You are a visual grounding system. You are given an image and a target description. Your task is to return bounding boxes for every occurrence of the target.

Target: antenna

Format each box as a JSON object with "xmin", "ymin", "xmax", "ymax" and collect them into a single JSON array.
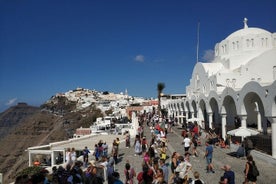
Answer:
[{"xmin": 196, "ymin": 21, "xmax": 200, "ymax": 63}]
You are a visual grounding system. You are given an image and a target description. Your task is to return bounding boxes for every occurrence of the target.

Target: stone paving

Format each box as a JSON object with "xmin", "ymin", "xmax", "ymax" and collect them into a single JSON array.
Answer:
[{"xmin": 112, "ymin": 124, "xmax": 276, "ymax": 184}]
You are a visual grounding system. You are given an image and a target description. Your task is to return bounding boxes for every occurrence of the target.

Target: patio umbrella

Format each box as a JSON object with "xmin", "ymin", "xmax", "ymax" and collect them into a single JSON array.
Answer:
[{"xmin": 227, "ymin": 127, "xmax": 259, "ymax": 138}]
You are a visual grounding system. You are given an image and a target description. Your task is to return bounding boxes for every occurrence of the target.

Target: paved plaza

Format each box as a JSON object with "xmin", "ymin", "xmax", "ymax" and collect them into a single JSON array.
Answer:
[{"xmin": 113, "ymin": 124, "xmax": 276, "ymax": 184}]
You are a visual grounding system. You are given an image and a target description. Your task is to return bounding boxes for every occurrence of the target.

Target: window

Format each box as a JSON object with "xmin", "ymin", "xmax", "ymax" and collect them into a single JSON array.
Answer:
[
  {"xmin": 246, "ymin": 39, "xmax": 250, "ymax": 47},
  {"xmin": 232, "ymin": 42, "xmax": 235, "ymax": 50}
]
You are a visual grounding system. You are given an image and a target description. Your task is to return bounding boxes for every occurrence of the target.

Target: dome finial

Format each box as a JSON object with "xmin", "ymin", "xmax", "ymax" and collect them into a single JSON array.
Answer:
[{"xmin": 243, "ymin": 17, "xmax": 248, "ymax": 29}]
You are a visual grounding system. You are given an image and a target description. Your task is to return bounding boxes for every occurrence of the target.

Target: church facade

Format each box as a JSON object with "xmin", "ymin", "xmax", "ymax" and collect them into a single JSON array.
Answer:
[{"xmin": 162, "ymin": 18, "xmax": 276, "ymax": 158}]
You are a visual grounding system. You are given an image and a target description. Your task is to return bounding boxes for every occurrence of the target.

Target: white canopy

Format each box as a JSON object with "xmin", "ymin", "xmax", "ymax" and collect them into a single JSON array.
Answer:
[{"xmin": 227, "ymin": 127, "xmax": 259, "ymax": 138}]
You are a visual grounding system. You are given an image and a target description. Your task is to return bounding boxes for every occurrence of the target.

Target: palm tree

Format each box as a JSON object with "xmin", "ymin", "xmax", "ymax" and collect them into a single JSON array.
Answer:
[{"xmin": 157, "ymin": 82, "xmax": 165, "ymax": 116}]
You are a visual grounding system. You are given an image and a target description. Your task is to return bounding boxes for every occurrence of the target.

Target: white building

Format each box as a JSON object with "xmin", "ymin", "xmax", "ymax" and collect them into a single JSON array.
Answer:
[{"xmin": 163, "ymin": 18, "xmax": 276, "ymax": 158}]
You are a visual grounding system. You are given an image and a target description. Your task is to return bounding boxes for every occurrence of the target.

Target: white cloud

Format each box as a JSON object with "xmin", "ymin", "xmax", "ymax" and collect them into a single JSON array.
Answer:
[
  {"xmin": 6, "ymin": 98, "xmax": 17, "ymax": 106},
  {"xmin": 202, "ymin": 49, "xmax": 214, "ymax": 62},
  {"xmin": 134, "ymin": 54, "xmax": 145, "ymax": 62}
]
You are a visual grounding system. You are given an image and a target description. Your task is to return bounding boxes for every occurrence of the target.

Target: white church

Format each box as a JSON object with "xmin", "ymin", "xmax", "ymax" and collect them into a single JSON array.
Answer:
[{"xmin": 163, "ymin": 18, "xmax": 276, "ymax": 158}]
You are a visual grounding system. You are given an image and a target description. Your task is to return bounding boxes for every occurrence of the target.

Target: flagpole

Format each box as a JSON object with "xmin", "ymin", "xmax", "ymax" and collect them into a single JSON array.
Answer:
[{"xmin": 196, "ymin": 21, "xmax": 200, "ymax": 63}]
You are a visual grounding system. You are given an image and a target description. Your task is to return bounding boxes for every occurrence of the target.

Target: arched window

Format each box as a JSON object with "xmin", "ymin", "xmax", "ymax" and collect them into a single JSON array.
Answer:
[
  {"xmin": 246, "ymin": 39, "xmax": 250, "ymax": 47},
  {"xmin": 261, "ymin": 38, "xmax": 264, "ymax": 46},
  {"xmin": 251, "ymin": 39, "xmax": 254, "ymax": 47}
]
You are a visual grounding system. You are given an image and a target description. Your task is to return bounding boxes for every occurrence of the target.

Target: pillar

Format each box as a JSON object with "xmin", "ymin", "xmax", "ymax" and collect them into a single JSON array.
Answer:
[
  {"xmin": 240, "ymin": 115, "xmax": 247, "ymax": 128},
  {"xmin": 208, "ymin": 112, "xmax": 213, "ymax": 129},
  {"xmin": 29, "ymin": 151, "xmax": 32, "ymax": 166},
  {"xmin": 221, "ymin": 114, "xmax": 227, "ymax": 140},
  {"xmin": 257, "ymin": 111, "xmax": 262, "ymax": 132},
  {"xmin": 191, "ymin": 112, "xmax": 194, "ymax": 119},
  {"xmin": 51, "ymin": 151, "xmax": 55, "ymax": 167},
  {"xmin": 271, "ymin": 117, "xmax": 276, "ymax": 158}
]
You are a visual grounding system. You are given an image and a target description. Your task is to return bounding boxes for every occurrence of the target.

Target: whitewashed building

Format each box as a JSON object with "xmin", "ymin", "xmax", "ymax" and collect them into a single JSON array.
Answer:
[{"xmin": 163, "ymin": 18, "xmax": 276, "ymax": 158}]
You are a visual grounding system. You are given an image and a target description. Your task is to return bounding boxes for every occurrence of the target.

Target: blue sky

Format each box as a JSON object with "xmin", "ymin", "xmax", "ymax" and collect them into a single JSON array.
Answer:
[{"xmin": 0, "ymin": 0, "xmax": 276, "ymax": 112}]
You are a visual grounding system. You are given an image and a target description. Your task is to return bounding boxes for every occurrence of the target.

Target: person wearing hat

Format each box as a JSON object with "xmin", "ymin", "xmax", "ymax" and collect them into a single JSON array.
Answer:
[
  {"xmin": 220, "ymin": 164, "xmax": 235, "ymax": 184},
  {"xmin": 112, "ymin": 172, "xmax": 123, "ymax": 184}
]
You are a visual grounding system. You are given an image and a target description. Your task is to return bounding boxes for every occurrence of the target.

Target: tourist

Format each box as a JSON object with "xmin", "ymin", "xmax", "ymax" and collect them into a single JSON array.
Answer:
[
  {"xmin": 192, "ymin": 136, "xmax": 199, "ymax": 157},
  {"xmin": 159, "ymin": 158, "xmax": 169, "ymax": 183},
  {"xmin": 191, "ymin": 171, "xmax": 204, "ymax": 184},
  {"xmin": 152, "ymin": 168, "xmax": 165, "ymax": 184},
  {"xmin": 204, "ymin": 141, "xmax": 215, "ymax": 173},
  {"xmin": 182, "ymin": 134, "xmax": 192, "ymax": 153},
  {"xmin": 141, "ymin": 136, "xmax": 148, "ymax": 154},
  {"xmin": 184, "ymin": 152, "xmax": 193, "ymax": 182},
  {"xmin": 67, "ymin": 161, "xmax": 83, "ymax": 184},
  {"xmin": 112, "ymin": 139, "xmax": 119, "ymax": 164},
  {"xmin": 70, "ymin": 147, "xmax": 77, "ymax": 164},
  {"xmin": 65, "ymin": 147, "xmax": 72, "ymax": 165},
  {"xmin": 84, "ymin": 161, "xmax": 103, "ymax": 184},
  {"xmin": 159, "ymin": 141, "xmax": 167, "ymax": 160},
  {"xmin": 244, "ymin": 155, "xmax": 258, "ymax": 184},
  {"xmin": 125, "ymin": 131, "xmax": 131, "ymax": 148},
  {"xmin": 124, "ymin": 161, "xmax": 136, "ymax": 184},
  {"xmin": 107, "ymin": 158, "xmax": 115, "ymax": 184},
  {"xmin": 102, "ymin": 141, "xmax": 108, "ymax": 157},
  {"xmin": 243, "ymin": 138, "xmax": 254, "ymax": 156},
  {"xmin": 137, "ymin": 162, "xmax": 154, "ymax": 184},
  {"xmin": 169, "ymin": 151, "xmax": 179, "ymax": 183},
  {"xmin": 112, "ymin": 171, "xmax": 124, "ymax": 184},
  {"xmin": 83, "ymin": 146, "xmax": 90, "ymax": 168},
  {"xmin": 143, "ymin": 151, "xmax": 150, "ymax": 164},
  {"xmin": 134, "ymin": 135, "xmax": 142, "ymax": 156},
  {"xmin": 174, "ymin": 155, "xmax": 186, "ymax": 184},
  {"xmin": 220, "ymin": 164, "xmax": 235, "ymax": 184},
  {"xmin": 93, "ymin": 144, "xmax": 100, "ymax": 161}
]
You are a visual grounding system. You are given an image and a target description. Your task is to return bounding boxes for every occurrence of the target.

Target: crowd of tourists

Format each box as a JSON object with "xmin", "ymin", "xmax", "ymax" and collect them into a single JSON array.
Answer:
[{"xmin": 15, "ymin": 112, "xmax": 260, "ymax": 184}]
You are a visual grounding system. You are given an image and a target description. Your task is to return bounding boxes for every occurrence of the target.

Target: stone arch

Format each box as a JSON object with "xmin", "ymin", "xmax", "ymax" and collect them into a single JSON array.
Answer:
[
  {"xmin": 222, "ymin": 95, "xmax": 237, "ymax": 129},
  {"xmin": 191, "ymin": 100, "xmax": 197, "ymax": 117},
  {"xmin": 199, "ymin": 99, "xmax": 208, "ymax": 129},
  {"xmin": 209, "ymin": 97, "xmax": 221, "ymax": 126},
  {"xmin": 243, "ymin": 92, "xmax": 265, "ymax": 128},
  {"xmin": 238, "ymin": 81, "xmax": 267, "ymax": 115},
  {"xmin": 185, "ymin": 101, "xmax": 191, "ymax": 119}
]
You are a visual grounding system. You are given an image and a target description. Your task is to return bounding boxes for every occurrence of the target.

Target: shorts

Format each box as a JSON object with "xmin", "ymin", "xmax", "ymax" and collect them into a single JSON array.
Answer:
[
  {"xmin": 206, "ymin": 157, "xmax": 212, "ymax": 165},
  {"xmin": 184, "ymin": 146, "xmax": 190, "ymax": 152}
]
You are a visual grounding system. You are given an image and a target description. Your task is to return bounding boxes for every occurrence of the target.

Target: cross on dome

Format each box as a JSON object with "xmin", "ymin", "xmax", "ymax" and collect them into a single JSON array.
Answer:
[{"xmin": 243, "ymin": 17, "xmax": 248, "ymax": 29}]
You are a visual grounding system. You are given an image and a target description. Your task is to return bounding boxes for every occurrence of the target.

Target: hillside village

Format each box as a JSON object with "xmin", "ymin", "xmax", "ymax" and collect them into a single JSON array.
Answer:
[{"xmin": 0, "ymin": 87, "xmax": 158, "ymax": 183}]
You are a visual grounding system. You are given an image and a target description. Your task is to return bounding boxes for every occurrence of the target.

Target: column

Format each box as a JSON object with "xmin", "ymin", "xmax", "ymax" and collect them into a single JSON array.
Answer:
[
  {"xmin": 51, "ymin": 151, "xmax": 55, "ymax": 167},
  {"xmin": 271, "ymin": 117, "xmax": 276, "ymax": 158},
  {"xmin": 29, "ymin": 151, "xmax": 32, "ymax": 166},
  {"xmin": 208, "ymin": 112, "xmax": 213, "ymax": 129},
  {"xmin": 257, "ymin": 111, "xmax": 262, "ymax": 132},
  {"xmin": 240, "ymin": 115, "xmax": 247, "ymax": 128},
  {"xmin": 221, "ymin": 114, "xmax": 227, "ymax": 140},
  {"xmin": 191, "ymin": 112, "xmax": 194, "ymax": 119}
]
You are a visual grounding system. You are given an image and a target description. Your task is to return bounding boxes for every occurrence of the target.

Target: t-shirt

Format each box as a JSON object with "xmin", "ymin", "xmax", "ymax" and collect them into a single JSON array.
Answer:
[
  {"xmin": 223, "ymin": 170, "xmax": 235, "ymax": 184},
  {"xmin": 183, "ymin": 138, "xmax": 191, "ymax": 148},
  {"xmin": 206, "ymin": 145, "xmax": 213, "ymax": 158}
]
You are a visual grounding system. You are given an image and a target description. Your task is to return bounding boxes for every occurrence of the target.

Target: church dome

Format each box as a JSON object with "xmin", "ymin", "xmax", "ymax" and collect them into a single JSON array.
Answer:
[
  {"xmin": 226, "ymin": 18, "xmax": 271, "ymax": 40},
  {"xmin": 226, "ymin": 27, "xmax": 271, "ymax": 40}
]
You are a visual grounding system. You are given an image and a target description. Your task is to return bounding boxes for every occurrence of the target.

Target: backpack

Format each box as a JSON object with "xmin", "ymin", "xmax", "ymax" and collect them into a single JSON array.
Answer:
[{"xmin": 251, "ymin": 163, "xmax": 260, "ymax": 177}]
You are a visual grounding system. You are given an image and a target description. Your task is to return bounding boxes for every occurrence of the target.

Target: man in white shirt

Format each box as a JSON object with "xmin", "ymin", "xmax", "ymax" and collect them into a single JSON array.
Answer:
[{"xmin": 182, "ymin": 134, "xmax": 191, "ymax": 152}]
